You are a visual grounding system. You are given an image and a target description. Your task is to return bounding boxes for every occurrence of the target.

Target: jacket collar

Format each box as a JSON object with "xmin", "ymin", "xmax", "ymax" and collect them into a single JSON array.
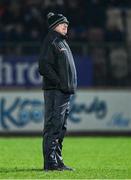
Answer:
[{"xmin": 49, "ymin": 30, "xmax": 67, "ymax": 39}]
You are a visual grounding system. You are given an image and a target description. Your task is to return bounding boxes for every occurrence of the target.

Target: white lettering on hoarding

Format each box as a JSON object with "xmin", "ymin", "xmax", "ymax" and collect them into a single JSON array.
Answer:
[
  {"xmin": 0, "ymin": 57, "xmax": 42, "ymax": 85},
  {"xmin": 29, "ymin": 63, "xmax": 42, "ymax": 84},
  {"xmin": 0, "ymin": 57, "xmax": 13, "ymax": 84},
  {"xmin": 16, "ymin": 63, "xmax": 29, "ymax": 84}
]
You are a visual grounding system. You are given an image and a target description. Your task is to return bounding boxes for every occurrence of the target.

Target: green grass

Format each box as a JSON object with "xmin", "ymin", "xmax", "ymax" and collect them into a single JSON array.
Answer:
[{"xmin": 0, "ymin": 137, "xmax": 131, "ymax": 179}]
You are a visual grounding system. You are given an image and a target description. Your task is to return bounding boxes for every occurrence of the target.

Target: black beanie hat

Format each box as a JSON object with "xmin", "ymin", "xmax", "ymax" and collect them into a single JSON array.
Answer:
[{"xmin": 47, "ymin": 12, "xmax": 69, "ymax": 29}]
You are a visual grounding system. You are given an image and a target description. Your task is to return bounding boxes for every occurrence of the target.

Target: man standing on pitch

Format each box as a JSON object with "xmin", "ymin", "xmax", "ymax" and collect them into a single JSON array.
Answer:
[{"xmin": 38, "ymin": 12, "xmax": 77, "ymax": 171}]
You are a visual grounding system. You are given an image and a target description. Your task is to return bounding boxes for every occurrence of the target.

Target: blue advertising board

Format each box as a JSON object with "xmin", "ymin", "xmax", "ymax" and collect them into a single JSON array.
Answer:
[{"xmin": 0, "ymin": 55, "xmax": 93, "ymax": 88}]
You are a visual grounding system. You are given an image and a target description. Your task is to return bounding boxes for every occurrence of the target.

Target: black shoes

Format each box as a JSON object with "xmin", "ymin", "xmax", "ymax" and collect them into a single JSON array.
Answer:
[
  {"xmin": 44, "ymin": 164, "xmax": 74, "ymax": 171},
  {"xmin": 44, "ymin": 163, "xmax": 62, "ymax": 171},
  {"xmin": 60, "ymin": 164, "xmax": 74, "ymax": 171},
  {"xmin": 44, "ymin": 166, "xmax": 62, "ymax": 171}
]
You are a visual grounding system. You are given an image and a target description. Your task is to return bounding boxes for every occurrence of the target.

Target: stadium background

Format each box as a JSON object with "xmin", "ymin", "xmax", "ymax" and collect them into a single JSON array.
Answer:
[
  {"xmin": 0, "ymin": 0, "xmax": 131, "ymax": 135},
  {"xmin": 0, "ymin": 0, "xmax": 131, "ymax": 179}
]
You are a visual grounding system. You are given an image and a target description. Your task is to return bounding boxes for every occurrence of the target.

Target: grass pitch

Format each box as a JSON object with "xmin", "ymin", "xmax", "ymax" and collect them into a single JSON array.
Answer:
[{"xmin": 0, "ymin": 137, "xmax": 131, "ymax": 179}]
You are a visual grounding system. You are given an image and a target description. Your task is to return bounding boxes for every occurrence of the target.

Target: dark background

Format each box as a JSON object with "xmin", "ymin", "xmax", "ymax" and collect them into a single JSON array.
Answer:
[{"xmin": 0, "ymin": 0, "xmax": 131, "ymax": 88}]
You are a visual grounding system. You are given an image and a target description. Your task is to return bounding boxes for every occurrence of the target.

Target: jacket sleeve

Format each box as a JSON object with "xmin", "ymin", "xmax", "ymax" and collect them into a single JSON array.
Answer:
[{"xmin": 38, "ymin": 43, "xmax": 60, "ymax": 85}]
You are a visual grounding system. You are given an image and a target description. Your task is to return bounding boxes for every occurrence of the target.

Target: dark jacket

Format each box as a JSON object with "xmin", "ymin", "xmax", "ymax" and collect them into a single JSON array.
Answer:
[{"xmin": 38, "ymin": 30, "xmax": 77, "ymax": 94}]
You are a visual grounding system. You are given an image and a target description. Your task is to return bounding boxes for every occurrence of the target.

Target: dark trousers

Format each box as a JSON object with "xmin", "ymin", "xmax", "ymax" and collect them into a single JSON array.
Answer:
[{"xmin": 43, "ymin": 90, "xmax": 71, "ymax": 169}]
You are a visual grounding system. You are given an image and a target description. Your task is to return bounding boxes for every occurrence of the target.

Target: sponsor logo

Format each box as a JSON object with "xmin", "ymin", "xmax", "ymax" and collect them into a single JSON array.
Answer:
[
  {"xmin": 0, "ymin": 56, "xmax": 42, "ymax": 86},
  {"xmin": 0, "ymin": 95, "xmax": 107, "ymax": 129},
  {"xmin": 0, "ymin": 98, "xmax": 44, "ymax": 129},
  {"xmin": 69, "ymin": 95, "xmax": 107, "ymax": 122},
  {"xmin": 107, "ymin": 113, "xmax": 130, "ymax": 127}
]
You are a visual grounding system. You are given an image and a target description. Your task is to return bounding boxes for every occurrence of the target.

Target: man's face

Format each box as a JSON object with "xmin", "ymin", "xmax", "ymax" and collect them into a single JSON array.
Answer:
[{"xmin": 54, "ymin": 23, "xmax": 68, "ymax": 36}]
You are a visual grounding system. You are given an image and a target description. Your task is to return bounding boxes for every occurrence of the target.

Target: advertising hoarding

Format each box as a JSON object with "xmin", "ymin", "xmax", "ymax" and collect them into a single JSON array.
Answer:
[
  {"xmin": 0, "ymin": 55, "xmax": 93, "ymax": 88},
  {"xmin": 0, "ymin": 90, "xmax": 131, "ymax": 133}
]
